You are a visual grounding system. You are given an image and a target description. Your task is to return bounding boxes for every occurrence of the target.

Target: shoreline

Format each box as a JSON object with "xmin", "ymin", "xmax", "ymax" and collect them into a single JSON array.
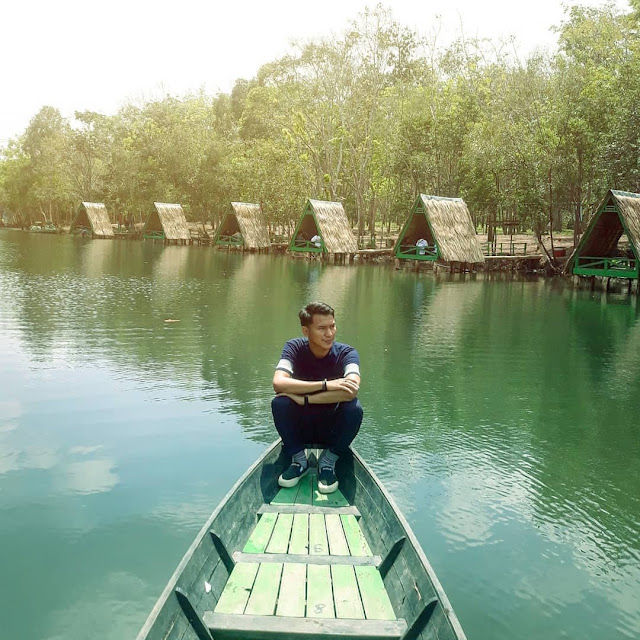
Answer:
[{"xmin": 3, "ymin": 225, "xmax": 639, "ymax": 294}]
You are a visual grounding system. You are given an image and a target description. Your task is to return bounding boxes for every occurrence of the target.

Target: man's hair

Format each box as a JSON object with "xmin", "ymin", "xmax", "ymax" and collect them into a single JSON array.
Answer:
[{"xmin": 299, "ymin": 301, "xmax": 335, "ymax": 327}]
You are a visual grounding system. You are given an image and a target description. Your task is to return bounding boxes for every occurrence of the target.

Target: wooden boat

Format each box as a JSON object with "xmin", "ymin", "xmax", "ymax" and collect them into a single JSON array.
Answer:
[{"xmin": 136, "ymin": 441, "xmax": 467, "ymax": 640}]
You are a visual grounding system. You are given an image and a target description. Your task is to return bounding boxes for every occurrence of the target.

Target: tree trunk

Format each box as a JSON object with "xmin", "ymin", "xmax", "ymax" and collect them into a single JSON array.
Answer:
[{"xmin": 548, "ymin": 168, "xmax": 556, "ymax": 263}]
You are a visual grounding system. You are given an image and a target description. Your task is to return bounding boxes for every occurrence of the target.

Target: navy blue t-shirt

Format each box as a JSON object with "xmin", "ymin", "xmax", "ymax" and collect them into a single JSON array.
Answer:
[{"xmin": 276, "ymin": 338, "xmax": 360, "ymax": 381}]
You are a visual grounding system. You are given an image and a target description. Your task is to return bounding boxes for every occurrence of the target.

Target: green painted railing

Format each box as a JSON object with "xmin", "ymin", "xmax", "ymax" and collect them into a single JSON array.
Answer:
[
  {"xmin": 144, "ymin": 231, "xmax": 165, "ymax": 240},
  {"xmin": 396, "ymin": 244, "xmax": 438, "ymax": 260},
  {"xmin": 216, "ymin": 234, "xmax": 244, "ymax": 246},
  {"xmin": 484, "ymin": 242, "xmax": 528, "ymax": 256},
  {"xmin": 291, "ymin": 240, "xmax": 323, "ymax": 252},
  {"xmin": 574, "ymin": 256, "xmax": 638, "ymax": 278}
]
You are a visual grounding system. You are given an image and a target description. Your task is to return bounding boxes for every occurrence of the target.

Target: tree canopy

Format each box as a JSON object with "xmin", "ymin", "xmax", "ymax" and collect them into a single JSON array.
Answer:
[{"xmin": 1, "ymin": 3, "xmax": 638, "ymax": 237}]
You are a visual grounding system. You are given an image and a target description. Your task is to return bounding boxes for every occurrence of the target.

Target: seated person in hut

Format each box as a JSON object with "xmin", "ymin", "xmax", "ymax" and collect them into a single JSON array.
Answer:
[
  {"xmin": 310, "ymin": 234, "xmax": 322, "ymax": 248},
  {"xmin": 416, "ymin": 238, "xmax": 428, "ymax": 255},
  {"xmin": 295, "ymin": 231, "xmax": 308, "ymax": 246},
  {"xmin": 272, "ymin": 301, "xmax": 362, "ymax": 495}
]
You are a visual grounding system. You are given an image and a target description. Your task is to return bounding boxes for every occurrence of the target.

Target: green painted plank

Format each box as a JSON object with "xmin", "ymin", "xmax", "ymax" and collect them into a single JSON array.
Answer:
[
  {"xmin": 325, "ymin": 514, "xmax": 350, "ymax": 556},
  {"xmin": 205, "ymin": 612, "xmax": 408, "ymax": 638},
  {"xmin": 288, "ymin": 514, "xmax": 309, "ymax": 555},
  {"xmin": 271, "ymin": 484, "xmax": 300, "ymax": 505},
  {"xmin": 355, "ymin": 566, "xmax": 396, "ymax": 621},
  {"xmin": 244, "ymin": 562, "xmax": 283, "ymax": 616},
  {"xmin": 294, "ymin": 472, "xmax": 313, "ymax": 505},
  {"xmin": 243, "ymin": 513, "xmax": 277, "ymax": 553},
  {"xmin": 232, "ymin": 552, "xmax": 380, "ymax": 566},
  {"xmin": 275, "ymin": 563, "xmax": 307, "ymax": 617},
  {"xmin": 309, "ymin": 513, "xmax": 329, "ymax": 555},
  {"xmin": 214, "ymin": 563, "xmax": 259, "ymax": 614},
  {"xmin": 331, "ymin": 565, "xmax": 365, "ymax": 620},
  {"xmin": 341, "ymin": 514, "xmax": 372, "ymax": 557},
  {"xmin": 306, "ymin": 564, "xmax": 335, "ymax": 618},
  {"xmin": 258, "ymin": 504, "xmax": 361, "ymax": 516},
  {"xmin": 266, "ymin": 513, "xmax": 294, "ymax": 554},
  {"xmin": 312, "ymin": 476, "xmax": 350, "ymax": 507}
]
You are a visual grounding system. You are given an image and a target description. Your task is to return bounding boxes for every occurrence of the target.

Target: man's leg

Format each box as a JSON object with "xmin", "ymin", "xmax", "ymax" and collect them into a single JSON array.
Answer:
[
  {"xmin": 317, "ymin": 399, "xmax": 363, "ymax": 494},
  {"xmin": 271, "ymin": 395, "xmax": 305, "ymax": 457},
  {"xmin": 271, "ymin": 395, "xmax": 309, "ymax": 487},
  {"xmin": 326, "ymin": 398, "xmax": 363, "ymax": 455}
]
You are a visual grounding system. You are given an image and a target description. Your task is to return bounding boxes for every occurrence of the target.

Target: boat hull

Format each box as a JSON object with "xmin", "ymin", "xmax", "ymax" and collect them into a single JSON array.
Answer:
[{"xmin": 136, "ymin": 441, "xmax": 466, "ymax": 640}]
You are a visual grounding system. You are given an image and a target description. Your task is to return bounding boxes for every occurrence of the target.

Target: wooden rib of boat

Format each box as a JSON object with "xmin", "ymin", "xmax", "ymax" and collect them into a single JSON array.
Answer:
[{"xmin": 136, "ymin": 441, "xmax": 467, "ymax": 640}]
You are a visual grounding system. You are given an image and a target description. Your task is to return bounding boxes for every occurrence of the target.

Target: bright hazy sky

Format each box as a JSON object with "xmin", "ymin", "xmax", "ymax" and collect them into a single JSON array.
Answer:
[{"xmin": 0, "ymin": 0, "xmax": 629, "ymax": 145}]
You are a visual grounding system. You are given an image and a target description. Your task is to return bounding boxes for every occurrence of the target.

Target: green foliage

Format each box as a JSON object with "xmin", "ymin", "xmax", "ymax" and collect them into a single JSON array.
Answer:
[{"xmin": 1, "ymin": 2, "xmax": 639, "ymax": 236}]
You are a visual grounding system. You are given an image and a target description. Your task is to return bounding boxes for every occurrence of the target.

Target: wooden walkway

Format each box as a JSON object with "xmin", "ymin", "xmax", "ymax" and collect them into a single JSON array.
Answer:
[{"xmin": 205, "ymin": 471, "xmax": 406, "ymax": 639}]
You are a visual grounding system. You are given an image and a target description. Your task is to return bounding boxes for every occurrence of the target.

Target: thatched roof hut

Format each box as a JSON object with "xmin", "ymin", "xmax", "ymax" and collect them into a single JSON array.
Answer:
[
  {"xmin": 395, "ymin": 195, "xmax": 484, "ymax": 264},
  {"xmin": 144, "ymin": 203, "xmax": 191, "ymax": 243},
  {"xmin": 70, "ymin": 202, "xmax": 114, "ymax": 238},
  {"xmin": 289, "ymin": 199, "xmax": 358, "ymax": 254},
  {"xmin": 566, "ymin": 189, "xmax": 640, "ymax": 278},
  {"xmin": 214, "ymin": 203, "xmax": 270, "ymax": 249}
]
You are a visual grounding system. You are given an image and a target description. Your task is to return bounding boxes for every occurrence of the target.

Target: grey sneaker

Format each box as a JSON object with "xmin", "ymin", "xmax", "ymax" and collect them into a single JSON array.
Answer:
[
  {"xmin": 278, "ymin": 462, "xmax": 308, "ymax": 488},
  {"xmin": 317, "ymin": 466, "xmax": 338, "ymax": 494}
]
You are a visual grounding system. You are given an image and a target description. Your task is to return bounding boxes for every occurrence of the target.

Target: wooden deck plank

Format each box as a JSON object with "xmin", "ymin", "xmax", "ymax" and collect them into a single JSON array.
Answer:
[
  {"xmin": 232, "ymin": 552, "xmax": 381, "ymax": 567},
  {"xmin": 355, "ymin": 566, "xmax": 396, "ymax": 621},
  {"xmin": 275, "ymin": 563, "xmax": 307, "ymax": 617},
  {"xmin": 266, "ymin": 513, "xmax": 294, "ymax": 554},
  {"xmin": 258, "ymin": 504, "xmax": 361, "ymax": 517},
  {"xmin": 309, "ymin": 513, "xmax": 329, "ymax": 555},
  {"xmin": 312, "ymin": 476, "xmax": 350, "ymax": 507},
  {"xmin": 214, "ymin": 563, "xmax": 259, "ymax": 614},
  {"xmin": 306, "ymin": 564, "xmax": 335, "ymax": 618},
  {"xmin": 288, "ymin": 513, "xmax": 309, "ymax": 555},
  {"xmin": 341, "ymin": 514, "xmax": 372, "ymax": 557},
  {"xmin": 295, "ymin": 473, "xmax": 313, "ymax": 505},
  {"xmin": 271, "ymin": 482, "xmax": 301, "ymax": 505},
  {"xmin": 326, "ymin": 514, "xmax": 350, "ymax": 556},
  {"xmin": 243, "ymin": 512, "xmax": 277, "ymax": 553},
  {"xmin": 331, "ymin": 565, "xmax": 365, "ymax": 620},
  {"xmin": 244, "ymin": 562, "xmax": 283, "ymax": 616},
  {"xmin": 205, "ymin": 612, "xmax": 408, "ymax": 639}
]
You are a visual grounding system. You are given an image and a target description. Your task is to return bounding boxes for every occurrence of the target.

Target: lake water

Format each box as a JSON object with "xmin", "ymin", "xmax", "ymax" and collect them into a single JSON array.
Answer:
[{"xmin": 0, "ymin": 230, "xmax": 639, "ymax": 640}]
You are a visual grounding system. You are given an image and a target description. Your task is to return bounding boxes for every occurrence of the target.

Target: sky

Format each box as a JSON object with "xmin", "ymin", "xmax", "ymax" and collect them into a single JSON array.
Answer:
[{"xmin": 0, "ymin": 0, "xmax": 630, "ymax": 146}]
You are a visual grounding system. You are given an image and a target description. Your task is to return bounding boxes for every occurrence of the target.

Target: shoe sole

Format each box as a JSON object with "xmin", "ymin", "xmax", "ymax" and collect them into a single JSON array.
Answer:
[
  {"xmin": 317, "ymin": 479, "xmax": 339, "ymax": 494},
  {"xmin": 278, "ymin": 467, "xmax": 309, "ymax": 488}
]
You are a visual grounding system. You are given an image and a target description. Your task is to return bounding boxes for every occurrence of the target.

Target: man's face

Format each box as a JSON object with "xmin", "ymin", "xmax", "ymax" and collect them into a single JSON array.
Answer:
[{"xmin": 303, "ymin": 314, "xmax": 336, "ymax": 352}]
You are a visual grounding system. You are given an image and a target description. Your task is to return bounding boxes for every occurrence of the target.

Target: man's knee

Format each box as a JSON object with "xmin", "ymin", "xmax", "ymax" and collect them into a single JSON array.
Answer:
[
  {"xmin": 271, "ymin": 395, "xmax": 299, "ymax": 423},
  {"xmin": 339, "ymin": 398, "xmax": 363, "ymax": 425},
  {"xmin": 271, "ymin": 395, "xmax": 295, "ymax": 411}
]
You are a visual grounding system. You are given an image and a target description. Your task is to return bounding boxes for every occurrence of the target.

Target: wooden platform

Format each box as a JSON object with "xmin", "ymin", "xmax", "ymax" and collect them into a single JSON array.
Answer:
[{"xmin": 205, "ymin": 472, "xmax": 406, "ymax": 639}]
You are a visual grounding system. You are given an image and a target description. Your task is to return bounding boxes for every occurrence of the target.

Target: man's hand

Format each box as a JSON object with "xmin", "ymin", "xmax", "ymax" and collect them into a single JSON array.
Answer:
[{"xmin": 326, "ymin": 377, "xmax": 360, "ymax": 397}]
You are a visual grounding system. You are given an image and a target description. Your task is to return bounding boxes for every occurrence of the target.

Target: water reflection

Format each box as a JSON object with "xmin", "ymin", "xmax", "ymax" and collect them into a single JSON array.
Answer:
[{"xmin": 0, "ymin": 231, "xmax": 639, "ymax": 640}]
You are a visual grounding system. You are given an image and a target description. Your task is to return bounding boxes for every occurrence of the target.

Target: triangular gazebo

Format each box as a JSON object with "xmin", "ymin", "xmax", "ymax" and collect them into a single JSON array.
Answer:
[
  {"xmin": 566, "ymin": 189, "xmax": 640, "ymax": 279},
  {"xmin": 394, "ymin": 195, "xmax": 484, "ymax": 265},
  {"xmin": 70, "ymin": 202, "xmax": 114, "ymax": 239},
  {"xmin": 143, "ymin": 203, "xmax": 192, "ymax": 244},
  {"xmin": 214, "ymin": 202, "xmax": 270, "ymax": 251},
  {"xmin": 288, "ymin": 199, "xmax": 357, "ymax": 255}
]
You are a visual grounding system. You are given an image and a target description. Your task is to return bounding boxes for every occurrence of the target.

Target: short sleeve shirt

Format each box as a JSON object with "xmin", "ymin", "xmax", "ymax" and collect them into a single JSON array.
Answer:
[{"xmin": 276, "ymin": 338, "xmax": 360, "ymax": 381}]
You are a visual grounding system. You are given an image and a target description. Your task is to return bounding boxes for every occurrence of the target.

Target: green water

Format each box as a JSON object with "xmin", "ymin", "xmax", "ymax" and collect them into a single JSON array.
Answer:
[{"xmin": 0, "ymin": 231, "xmax": 639, "ymax": 640}]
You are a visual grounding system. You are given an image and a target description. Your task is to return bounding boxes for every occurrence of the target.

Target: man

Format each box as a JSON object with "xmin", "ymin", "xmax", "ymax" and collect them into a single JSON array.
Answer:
[{"xmin": 272, "ymin": 302, "xmax": 362, "ymax": 494}]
